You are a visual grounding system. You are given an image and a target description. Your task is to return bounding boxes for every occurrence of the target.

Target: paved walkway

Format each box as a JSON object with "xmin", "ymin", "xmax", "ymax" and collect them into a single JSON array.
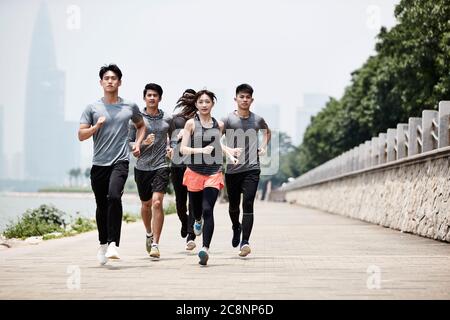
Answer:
[{"xmin": 1, "ymin": 201, "xmax": 449, "ymax": 299}]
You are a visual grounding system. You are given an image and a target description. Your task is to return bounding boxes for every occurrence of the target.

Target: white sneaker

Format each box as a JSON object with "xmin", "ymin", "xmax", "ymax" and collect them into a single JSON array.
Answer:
[
  {"xmin": 146, "ymin": 234, "xmax": 154, "ymax": 254},
  {"xmin": 194, "ymin": 218, "xmax": 203, "ymax": 236},
  {"xmin": 185, "ymin": 240, "xmax": 196, "ymax": 251},
  {"xmin": 105, "ymin": 242, "xmax": 120, "ymax": 259},
  {"xmin": 97, "ymin": 244, "xmax": 108, "ymax": 265},
  {"xmin": 149, "ymin": 244, "xmax": 160, "ymax": 258},
  {"xmin": 239, "ymin": 243, "xmax": 251, "ymax": 257}
]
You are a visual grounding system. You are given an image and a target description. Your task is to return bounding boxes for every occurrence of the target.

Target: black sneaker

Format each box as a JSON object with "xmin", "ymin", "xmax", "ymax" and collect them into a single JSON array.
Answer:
[
  {"xmin": 232, "ymin": 224, "xmax": 241, "ymax": 248},
  {"xmin": 181, "ymin": 221, "xmax": 188, "ymax": 238}
]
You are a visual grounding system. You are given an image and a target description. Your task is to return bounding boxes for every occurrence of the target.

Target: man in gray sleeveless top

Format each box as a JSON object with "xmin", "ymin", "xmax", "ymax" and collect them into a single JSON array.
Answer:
[
  {"xmin": 79, "ymin": 64, "xmax": 145, "ymax": 265},
  {"xmin": 128, "ymin": 83, "xmax": 173, "ymax": 259},
  {"xmin": 222, "ymin": 84, "xmax": 271, "ymax": 257}
]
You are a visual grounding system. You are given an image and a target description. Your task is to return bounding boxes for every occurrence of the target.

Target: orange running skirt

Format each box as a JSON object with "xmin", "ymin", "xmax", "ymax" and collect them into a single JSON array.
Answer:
[{"xmin": 182, "ymin": 167, "xmax": 224, "ymax": 192}]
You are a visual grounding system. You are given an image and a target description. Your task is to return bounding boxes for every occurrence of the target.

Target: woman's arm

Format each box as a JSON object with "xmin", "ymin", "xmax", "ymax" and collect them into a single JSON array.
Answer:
[{"xmin": 180, "ymin": 119, "xmax": 213, "ymax": 155}]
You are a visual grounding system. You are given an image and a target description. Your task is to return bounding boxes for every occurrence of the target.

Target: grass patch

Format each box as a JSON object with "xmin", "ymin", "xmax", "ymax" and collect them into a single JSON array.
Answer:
[
  {"xmin": 3, "ymin": 204, "xmax": 96, "ymax": 240},
  {"xmin": 164, "ymin": 201, "xmax": 177, "ymax": 215},
  {"xmin": 122, "ymin": 212, "xmax": 140, "ymax": 223}
]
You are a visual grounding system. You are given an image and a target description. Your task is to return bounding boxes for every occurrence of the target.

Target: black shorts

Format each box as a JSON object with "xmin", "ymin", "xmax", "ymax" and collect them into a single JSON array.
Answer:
[{"xmin": 134, "ymin": 167, "xmax": 170, "ymax": 201}]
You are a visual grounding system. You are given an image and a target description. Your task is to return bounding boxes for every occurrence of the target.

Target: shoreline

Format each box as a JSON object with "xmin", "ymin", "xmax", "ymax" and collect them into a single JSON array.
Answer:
[{"xmin": 0, "ymin": 191, "xmax": 143, "ymax": 201}]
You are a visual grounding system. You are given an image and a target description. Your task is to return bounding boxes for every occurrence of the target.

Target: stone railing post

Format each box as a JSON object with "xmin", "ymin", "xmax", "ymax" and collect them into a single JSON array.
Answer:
[
  {"xmin": 378, "ymin": 133, "xmax": 387, "ymax": 164},
  {"xmin": 422, "ymin": 110, "xmax": 439, "ymax": 152},
  {"xmin": 408, "ymin": 117, "xmax": 422, "ymax": 156},
  {"xmin": 396, "ymin": 123, "xmax": 408, "ymax": 159},
  {"xmin": 438, "ymin": 101, "xmax": 450, "ymax": 148},
  {"xmin": 371, "ymin": 137, "xmax": 379, "ymax": 166},
  {"xmin": 387, "ymin": 128, "xmax": 397, "ymax": 162}
]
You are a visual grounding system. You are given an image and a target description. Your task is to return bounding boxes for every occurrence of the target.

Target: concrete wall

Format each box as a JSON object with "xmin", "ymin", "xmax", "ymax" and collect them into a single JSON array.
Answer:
[{"xmin": 285, "ymin": 148, "xmax": 450, "ymax": 242}]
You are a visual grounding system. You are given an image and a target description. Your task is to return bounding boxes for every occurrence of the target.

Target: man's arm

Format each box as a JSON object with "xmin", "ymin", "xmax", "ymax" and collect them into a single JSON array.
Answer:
[
  {"xmin": 78, "ymin": 116, "xmax": 105, "ymax": 141},
  {"xmin": 132, "ymin": 118, "xmax": 146, "ymax": 157},
  {"xmin": 218, "ymin": 121, "xmax": 239, "ymax": 164},
  {"xmin": 258, "ymin": 127, "xmax": 272, "ymax": 155}
]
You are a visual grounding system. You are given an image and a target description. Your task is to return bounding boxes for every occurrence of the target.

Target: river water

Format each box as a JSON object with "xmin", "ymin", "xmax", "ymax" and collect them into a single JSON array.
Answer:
[{"xmin": 0, "ymin": 192, "xmax": 146, "ymax": 231}]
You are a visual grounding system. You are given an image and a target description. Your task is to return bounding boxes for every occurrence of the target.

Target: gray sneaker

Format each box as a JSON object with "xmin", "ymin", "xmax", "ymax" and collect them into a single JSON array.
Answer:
[{"xmin": 146, "ymin": 234, "xmax": 154, "ymax": 254}]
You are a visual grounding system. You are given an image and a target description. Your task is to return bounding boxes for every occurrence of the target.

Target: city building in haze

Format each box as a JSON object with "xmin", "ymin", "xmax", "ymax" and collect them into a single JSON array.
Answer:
[
  {"xmin": 0, "ymin": 105, "xmax": 4, "ymax": 179},
  {"xmin": 24, "ymin": 2, "xmax": 79, "ymax": 184},
  {"xmin": 294, "ymin": 93, "xmax": 329, "ymax": 145}
]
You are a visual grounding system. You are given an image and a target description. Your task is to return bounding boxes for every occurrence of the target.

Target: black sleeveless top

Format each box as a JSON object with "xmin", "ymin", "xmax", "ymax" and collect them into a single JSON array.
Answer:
[{"xmin": 187, "ymin": 114, "xmax": 223, "ymax": 176}]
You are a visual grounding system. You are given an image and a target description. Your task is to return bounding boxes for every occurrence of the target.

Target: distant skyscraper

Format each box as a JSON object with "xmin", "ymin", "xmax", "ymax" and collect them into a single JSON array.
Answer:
[
  {"xmin": 10, "ymin": 152, "xmax": 24, "ymax": 180},
  {"xmin": 24, "ymin": 2, "xmax": 79, "ymax": 183},
  {"xmin": 294, "ymin": 94, "xmax": 329, "ymax": 145},
  {"xmin": 0, "ymin": 105, "xmax": 4, "ymax": 179}
]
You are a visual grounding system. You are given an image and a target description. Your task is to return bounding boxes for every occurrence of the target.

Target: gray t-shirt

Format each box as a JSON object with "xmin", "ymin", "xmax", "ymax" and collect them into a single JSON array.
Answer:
[
  {"xmin": 222, "ymin": 111, "xmax": 269, "ymax": 174},
  {"xmin": 80, "ymin": 97, "xmax": 142, "ymax": 166},
  {"xmin": 129, "ymin": 108, "xmax": 172, "ymax": 171}
]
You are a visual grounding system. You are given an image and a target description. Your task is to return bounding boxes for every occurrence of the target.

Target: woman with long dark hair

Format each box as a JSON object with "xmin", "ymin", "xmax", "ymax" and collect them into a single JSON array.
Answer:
[
  {"xmin": 180, "ymin": 89, "xmax": 237, "ymax": 266},
  {"xmin": 169, "ymin": 89, "xmax": 198, "ymax": 251}
]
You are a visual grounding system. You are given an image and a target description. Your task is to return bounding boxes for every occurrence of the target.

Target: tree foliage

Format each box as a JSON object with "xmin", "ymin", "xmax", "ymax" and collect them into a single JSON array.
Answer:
[{"xmin": 287, "ymin": 0, "xmax": 450, "ymax": 178}]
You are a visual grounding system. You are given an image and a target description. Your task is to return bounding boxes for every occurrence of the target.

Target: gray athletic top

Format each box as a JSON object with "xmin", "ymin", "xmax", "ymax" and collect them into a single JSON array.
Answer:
[
  {"xmin": 80, "ymin": 97, "xmax": 142, "ymax": 166},
  {"xmin": 222, "ymin": 111, "xmax": 269, "ymax": 174},
  {"xmin": 129, "ymin": 108, "xmax": 172, "ymax": 171}
]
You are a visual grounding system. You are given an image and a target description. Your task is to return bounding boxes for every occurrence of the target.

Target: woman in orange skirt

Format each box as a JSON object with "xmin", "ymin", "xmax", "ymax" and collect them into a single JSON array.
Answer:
[{"xmin": 180, "ymin": 89, "xmax": 238, "ymax": 266}]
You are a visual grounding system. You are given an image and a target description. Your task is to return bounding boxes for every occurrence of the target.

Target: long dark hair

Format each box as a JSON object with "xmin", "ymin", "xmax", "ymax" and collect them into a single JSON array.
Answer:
[
  {"xmin": 174, "ymin": 89, "xmax": 196, "ymax": 119},
  {"xmin": 174, "ymin": 89, "xmax": 217, "ymax": 119}
]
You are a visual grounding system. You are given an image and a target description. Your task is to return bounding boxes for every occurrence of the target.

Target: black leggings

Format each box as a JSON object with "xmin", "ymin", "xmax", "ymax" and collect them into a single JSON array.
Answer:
[
  {"xmin": 90, "ymin": 161, "xmax": 129, "ymax": 246},
  {"xmin": 189, "ymin": 187, "xmax": 219, "ymax": 248},
  {"xmin": 225, "ymin": 170, "xmax": 260, "ymax": 243},
  {"xmin": 171, "ymin": 166, "xmax": 195, "ymax": 240}
]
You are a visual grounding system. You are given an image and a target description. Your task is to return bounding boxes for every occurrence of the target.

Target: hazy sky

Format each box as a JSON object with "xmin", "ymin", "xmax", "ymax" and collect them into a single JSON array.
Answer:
[{"xmin": 0, "ymin": 0, "xmax": 399, "ymax": 168}]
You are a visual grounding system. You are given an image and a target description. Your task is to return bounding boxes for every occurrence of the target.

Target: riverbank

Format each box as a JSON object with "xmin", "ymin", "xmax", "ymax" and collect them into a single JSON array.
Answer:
[
  {"xmin": 0, "ymin": 192, "xmax": 174, "ymax": 233},
  {"xmin": 2, "ymin": 191, "xmax": 141, "ymax": 200}
]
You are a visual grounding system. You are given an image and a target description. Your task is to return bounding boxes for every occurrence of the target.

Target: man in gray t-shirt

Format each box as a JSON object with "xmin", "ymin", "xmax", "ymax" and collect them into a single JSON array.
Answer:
[
  {"xmin": 222, "ymin": 84, "xmax": 271, "ymax": 258},
  {"xmin": 78, "ymin": 64, "xmax": 145, "ymax": 264},
  {"xmin": 128, "ymin": 83, "xmax": 173, "ymax": 259}
]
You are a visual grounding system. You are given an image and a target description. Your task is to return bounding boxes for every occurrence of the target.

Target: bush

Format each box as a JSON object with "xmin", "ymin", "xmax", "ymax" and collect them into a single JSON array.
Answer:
[
  {"xmin": 2, "ymin": 205, "xmax": 97, "ymax": 240},
  {"xmin": 70, "ymin": 216, "xmax": 96, "ymax": 233},
  {"xmin": 3, "ymin": 204, "xmax": 66, "ymax": 239},
  {"xmin": 122, "ymin": 212, "xmax": 139, "ymax": 223},
  {"xmin": 164, "ymin": 201, "xmax": 177, "ymax": 215}
]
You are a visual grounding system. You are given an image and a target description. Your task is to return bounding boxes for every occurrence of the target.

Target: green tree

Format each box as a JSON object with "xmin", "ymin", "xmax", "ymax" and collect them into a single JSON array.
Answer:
[{"xmin": 295, "ymin": 0, "xmax": 450, "ymax": 175}]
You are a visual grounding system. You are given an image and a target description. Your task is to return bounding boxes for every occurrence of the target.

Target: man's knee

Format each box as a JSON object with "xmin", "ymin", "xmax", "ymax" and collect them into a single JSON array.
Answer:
[
  {"xmin": 141, "ymin": 200, "xmax": 152, "ymax": 209},
  {"xmin": 152, "ymin": 199, "xmax": 162, "ymax": 210},
  {"xmin": 228, "ymin": 199, "xmax": 240, "ymax": 212},
  {"xmin": 107, "ymin": 193, "xmax": 122, "ymax": 203},
  {"xmin": 242, "ymin": 200, "xmax": 254, "ymax": 214}
]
